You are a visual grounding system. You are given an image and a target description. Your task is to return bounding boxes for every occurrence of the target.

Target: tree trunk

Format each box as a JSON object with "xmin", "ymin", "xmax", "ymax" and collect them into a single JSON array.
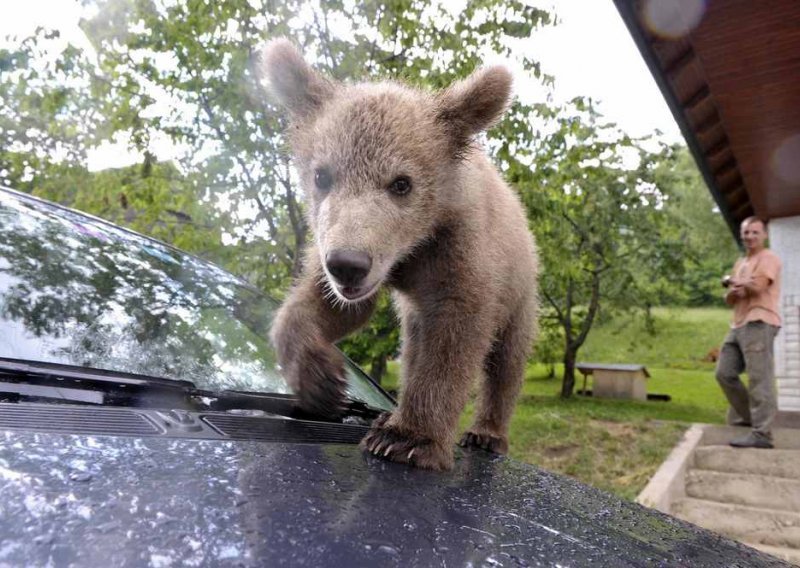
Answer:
[
  {"xmin": 278, "ymin": 156, "xmax": 307, "ymax": 281},
  {"xmin": 560, "ymin": 267, "xmax": 602, "ymax": 399},
  {"xmin": 561, "ymin": 344, "xmax": 577, "ymax": 398},
  {"xmin": 286, "ymin": 187, "xmax": 306, "ymax": 281},
  {"xmin": 644, "ymin": 302, "xmax": 656, "ymax": 335},
  {"xmin": 559, "ymin": 277, "xmax": 575, "ymax": 398},
  {"xmin": 370, "ymin": 354, "xmax": 388, "ymax": 385}
]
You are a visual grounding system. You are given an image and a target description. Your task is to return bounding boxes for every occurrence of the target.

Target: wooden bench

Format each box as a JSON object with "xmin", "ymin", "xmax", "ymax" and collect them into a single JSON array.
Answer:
[{"xmin": 576, "ymin": 363, "xmax": 650, "ymax": 401}]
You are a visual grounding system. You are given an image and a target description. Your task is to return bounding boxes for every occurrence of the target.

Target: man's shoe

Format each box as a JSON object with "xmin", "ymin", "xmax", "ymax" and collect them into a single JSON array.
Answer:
[
  {"xmin": 729, "ymin": 419, "xmax": 752, "ymax": 427},
  {"xmin": 730, "ymin": 432, "xmax": 774, "ymax": 449}
]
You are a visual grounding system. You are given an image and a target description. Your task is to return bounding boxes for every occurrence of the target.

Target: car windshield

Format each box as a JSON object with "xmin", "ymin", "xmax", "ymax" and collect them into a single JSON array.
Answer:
[{"xmin": 0, "ymin": 188, "xmax": 392, "ymax": 410}]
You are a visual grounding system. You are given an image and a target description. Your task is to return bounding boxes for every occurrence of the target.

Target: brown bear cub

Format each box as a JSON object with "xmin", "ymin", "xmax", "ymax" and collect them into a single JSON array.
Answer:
[{"xmin": 262, "ymin": 39, "xmax": 539, "ymax": 471}]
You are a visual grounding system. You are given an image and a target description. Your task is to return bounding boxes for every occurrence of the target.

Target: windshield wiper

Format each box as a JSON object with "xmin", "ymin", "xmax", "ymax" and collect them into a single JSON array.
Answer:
[
  {"xmin": 0, "ymin": 357, "xmax": 383, "ymax": 422},
  {"xmin": 217, "ymin": 388, "xmax": 384, "ymax": 424},
  {"xmin": 0, "ymin": 357, "xmax": 197, "ymax": 390},
  {"xmin": 0, "ymin": 357, "xmax": 200, "ymax": 408}
]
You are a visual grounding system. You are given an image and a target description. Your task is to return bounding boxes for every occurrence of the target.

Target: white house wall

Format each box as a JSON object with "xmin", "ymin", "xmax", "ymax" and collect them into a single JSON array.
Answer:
[{"xmin": 771, "ymin": 216, "xmax": 800, "ymax": 412}]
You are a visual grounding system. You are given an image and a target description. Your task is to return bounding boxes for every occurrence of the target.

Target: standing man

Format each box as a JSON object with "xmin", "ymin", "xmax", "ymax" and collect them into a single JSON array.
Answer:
[{"xmin": 716, "ymin": 216, "xmax": 782, "ymax": 449}]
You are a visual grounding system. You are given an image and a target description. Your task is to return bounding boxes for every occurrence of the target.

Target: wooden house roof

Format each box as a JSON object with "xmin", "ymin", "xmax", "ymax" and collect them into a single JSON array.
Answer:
[{"xmin": 613, "ymin": 0, "xmax": 800, "ymax": 239}]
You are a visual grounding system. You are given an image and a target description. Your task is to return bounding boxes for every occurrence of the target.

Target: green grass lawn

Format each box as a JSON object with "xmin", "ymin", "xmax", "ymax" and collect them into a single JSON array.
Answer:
[
  {"xmin": 378, "ymin": 307, "xmax": 733, "ymax": 500},
  {"xmin": 579, "ymin": 307, "xmax": 730, "ymax": 370}
]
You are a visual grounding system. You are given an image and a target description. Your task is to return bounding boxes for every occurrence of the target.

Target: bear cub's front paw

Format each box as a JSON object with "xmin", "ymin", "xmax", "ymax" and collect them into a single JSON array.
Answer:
[
  {"xmin": 458, "ymin": 430, "xmax": 509, "ymax": 454},
  {"xmin": 361, "ymin": 413, "xmax": 454, "ymax": 471},
  {"xmin": 281, "ymin": 339, "xmax": 348, "ymax": 418}
]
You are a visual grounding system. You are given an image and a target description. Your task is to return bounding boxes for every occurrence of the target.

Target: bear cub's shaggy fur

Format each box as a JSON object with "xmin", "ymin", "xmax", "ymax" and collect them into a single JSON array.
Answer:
[{"xmin": 262, "ymin": 39, "xmax": 539, "ymax": 471}]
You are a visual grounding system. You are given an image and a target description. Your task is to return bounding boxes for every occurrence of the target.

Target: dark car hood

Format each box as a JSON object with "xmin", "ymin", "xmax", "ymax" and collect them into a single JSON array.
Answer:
[{"xmin": 0, "ymin": 429, "xmax": 785, "ymax": 567}]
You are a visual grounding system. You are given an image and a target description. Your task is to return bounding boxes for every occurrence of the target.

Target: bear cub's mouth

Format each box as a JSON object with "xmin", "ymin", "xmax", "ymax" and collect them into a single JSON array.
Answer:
[{"xmin": 337, "ymin": 280, "xmax": 379, "ymax": 302}]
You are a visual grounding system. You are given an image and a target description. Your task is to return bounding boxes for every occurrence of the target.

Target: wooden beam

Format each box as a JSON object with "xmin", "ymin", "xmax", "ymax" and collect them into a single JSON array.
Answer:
[
  {"xmin": 664, "ymin": 47, "xmax": 695, "ymax": 76},
  {"xmin": 722, "ymin": 183, "xmax": 747, "ymax": 200},
  {"xmin": 704, "ymin": 136, "xmax": 730, "ymax": 159},
  {"xmin": 714, "ymin": 158, "xmax": 738, "ymax": 178},
  {"xmin": 682, "ymin": 85, "xmax": 711, "ymax": 110},
  {"xmin": 721, "ymin": 177, "xmax": 750, "ymax": 210},
  {"xmin": 727, "ymin": 189, "xmax": 749, "ymax": 209},
  {"xmin": 695, "ymin": 113, "xmax": 721, "ymax": 136},
  {"xmin": 732, "ymin": 201, "xmax": 754, "ymax": 221}
]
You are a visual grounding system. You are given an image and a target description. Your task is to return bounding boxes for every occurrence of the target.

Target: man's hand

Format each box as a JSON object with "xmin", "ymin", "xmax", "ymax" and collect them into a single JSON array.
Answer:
[
  {"xmin": 724, "ymin": 277, "xmax": 747, "ymax": 305},
  {"xmin": 731, "ymin": 275, "xmax": 768, "ymax": 297},
  {"xmin": 730, "ymin": 284, "xmax": 747, "ymax": 298}
]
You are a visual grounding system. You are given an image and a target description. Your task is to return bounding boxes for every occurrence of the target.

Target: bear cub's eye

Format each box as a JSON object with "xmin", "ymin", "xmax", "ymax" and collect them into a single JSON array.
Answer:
[
  {"xmin": 388, "ymin": 175, "xmax": 412, "ymax": 196},
  {"xmin": 314, "ymin": 168, "xmax": 333, "ymax": 192}
]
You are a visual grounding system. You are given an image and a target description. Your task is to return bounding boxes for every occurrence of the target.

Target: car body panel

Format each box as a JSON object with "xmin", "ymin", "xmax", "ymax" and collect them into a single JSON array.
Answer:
[{"xmin": 0, "ymin": 429, "xmax": 786, "ymax": 567}]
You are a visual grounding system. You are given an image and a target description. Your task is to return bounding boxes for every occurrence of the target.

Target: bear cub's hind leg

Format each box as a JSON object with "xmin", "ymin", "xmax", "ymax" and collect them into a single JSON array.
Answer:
[{"xmin": 459, "ymin": 309, "xmax": 534, "ymax": 455}]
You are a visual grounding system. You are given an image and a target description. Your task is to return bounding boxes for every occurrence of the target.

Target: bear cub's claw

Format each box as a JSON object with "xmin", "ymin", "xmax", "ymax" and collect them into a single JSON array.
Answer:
[
  {"xmin": 458, "ymin": 430, "xmax": 509, "ymax": 455},
  {"xmin": 361, "ymin": 413, "xmax": 453, "ymax": 471}
]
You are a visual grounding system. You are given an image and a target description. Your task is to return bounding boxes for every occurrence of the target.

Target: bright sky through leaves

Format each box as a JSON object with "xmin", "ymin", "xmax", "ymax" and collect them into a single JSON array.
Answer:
[{"xmin": 1, "ymin": 0, "xmax": 683, "ymax": 172}]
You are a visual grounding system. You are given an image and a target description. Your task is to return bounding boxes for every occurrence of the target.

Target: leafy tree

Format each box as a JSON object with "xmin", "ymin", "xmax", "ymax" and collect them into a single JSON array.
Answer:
[
  {"xmin": 0, "ymin": 29, "xmax": 229, "ymax": 265},
  {"xmin": 532, "ymin": 307, "xmax": 563, "ymax": 379},
  {"xmin": 338, "ymin": 291, "xmax": 399, "ymax": 385},
  {"xmin": 507, "ymin": 99, "xmax": 686, "ymax": 397},
  {"xmin": 0, "ymin": 30, "xmax": 105, "ymax": 177},
  {"xmin": 654, "ymin": 145, "xmax": 739, "ymax": 307}
]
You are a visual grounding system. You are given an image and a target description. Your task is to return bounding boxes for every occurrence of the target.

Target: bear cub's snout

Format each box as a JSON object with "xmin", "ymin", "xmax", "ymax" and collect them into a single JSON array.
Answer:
[{"xmin": 325, "ymin": 249, "xmax": 373, "ymax": 289}]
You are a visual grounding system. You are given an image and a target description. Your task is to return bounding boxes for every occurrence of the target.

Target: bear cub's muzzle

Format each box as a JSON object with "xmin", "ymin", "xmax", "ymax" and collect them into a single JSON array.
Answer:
[{"xmin": 325, "ymin": 249, "xmax": 375, "ymax": 300}]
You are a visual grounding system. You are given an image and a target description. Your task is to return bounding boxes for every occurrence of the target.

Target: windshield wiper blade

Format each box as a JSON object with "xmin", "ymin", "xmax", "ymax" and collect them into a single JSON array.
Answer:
[
  {"xmin": 217, "ymin": 389, "xmax": 385, "ymax": 422},
  {"xmin": 0, "ymin": 357, "xmax": 197, "ymax": 391},
  {"xmin": 0, "ymin": 357, "xmax": 202, "ymax": 408},
  {"xmin": 0, "ymin": 358, "xmax": 381, "ymax": 424}
]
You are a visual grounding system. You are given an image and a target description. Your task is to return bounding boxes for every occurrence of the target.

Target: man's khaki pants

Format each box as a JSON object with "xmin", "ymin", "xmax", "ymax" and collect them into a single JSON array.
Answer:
[{"xmin": 715, "ymin": 321, "xmax": 779, "ymax": 439}]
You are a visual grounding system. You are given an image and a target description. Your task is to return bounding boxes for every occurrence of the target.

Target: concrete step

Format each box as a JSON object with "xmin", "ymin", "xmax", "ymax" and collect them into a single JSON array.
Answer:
[
  {"xmin": 748, "ymin": 543, "xmax": 800, "ymax": 566},
  {"xmin": 686, "ymin": 469, "xmax": 800, "ymax": 512},
  {"xmin": 672, "ymin": 498, "xmax": 800, "ymax": 548},
  {"xmin": 700, "ymin": 426, "xmax": 800, "ymax": 450},
  {"xmin": 695, "ymin": 446, "xmax": 800, "ymax": 479}
]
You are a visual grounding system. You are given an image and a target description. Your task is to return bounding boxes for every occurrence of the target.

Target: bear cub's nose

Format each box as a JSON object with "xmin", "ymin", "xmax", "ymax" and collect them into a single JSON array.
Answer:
[{"xmin": 326, "ymin": 249, "xmax": 372, "ymax": 287}]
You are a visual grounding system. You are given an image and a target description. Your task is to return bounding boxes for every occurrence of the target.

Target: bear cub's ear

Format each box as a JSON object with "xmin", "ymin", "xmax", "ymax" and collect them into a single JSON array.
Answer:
[
  {"xmin": 435, "ymin": 66, "xmax": 513, "ymax": 148},
  {"xmin": 258, "ymin": 38, "xmax": 335, "ymax": 119}
]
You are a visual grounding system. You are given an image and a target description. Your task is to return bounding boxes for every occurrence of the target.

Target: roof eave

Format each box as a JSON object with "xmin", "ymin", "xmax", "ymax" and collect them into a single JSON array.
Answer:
[{"xmin": 612, "ymin": 0, "xmax": 743, "ymax": 243}]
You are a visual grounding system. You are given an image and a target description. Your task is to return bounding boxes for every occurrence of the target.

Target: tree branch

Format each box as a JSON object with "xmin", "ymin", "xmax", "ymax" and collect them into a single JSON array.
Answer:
[
  {"xmin": 572, "ymin": 266, "xmax": 602, "ymax": 349},
  {"xmin": 561, "ymin": 210, "xmax": 588, "ymax": 249},
  {"xmin": 541, "ymin": 289, "xmax": 566, "ymax": 326},
  {"xmin": 277, "ymin": 155, "xmax": 306, "ymax": 278},
  {"xmin": 313, "ymin": 3, "xmax": 338, "ymax": 72}
]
